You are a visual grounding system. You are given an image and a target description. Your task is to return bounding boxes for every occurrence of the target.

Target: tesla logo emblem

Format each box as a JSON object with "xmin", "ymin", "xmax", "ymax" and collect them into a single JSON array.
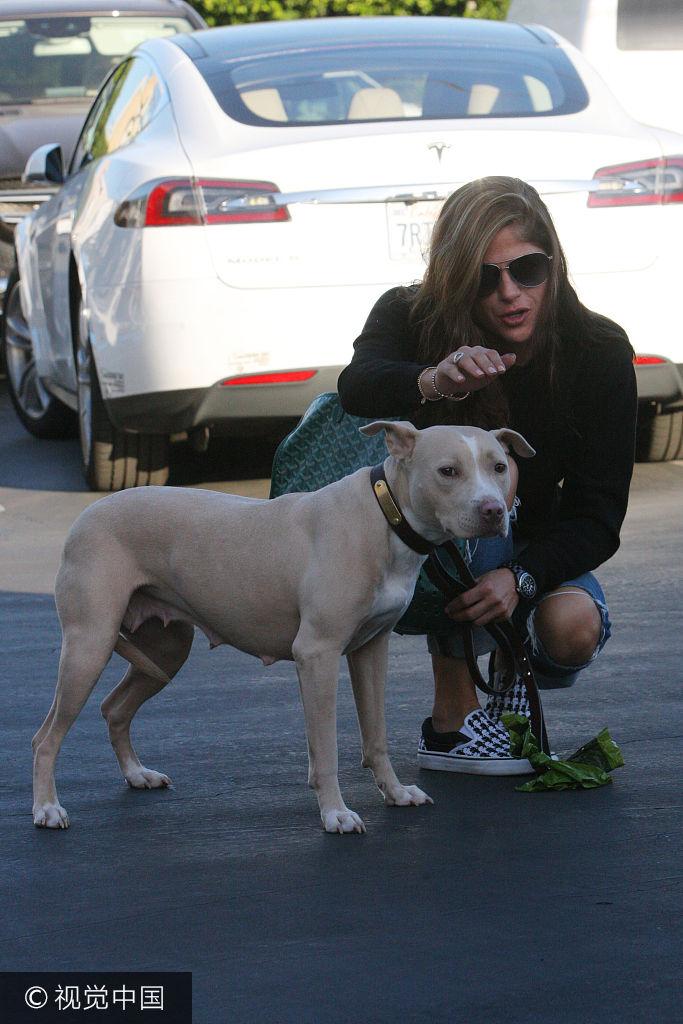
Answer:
[{"xmin": 428, "ymin": 142, "xmax": 450, "ymax": 163}]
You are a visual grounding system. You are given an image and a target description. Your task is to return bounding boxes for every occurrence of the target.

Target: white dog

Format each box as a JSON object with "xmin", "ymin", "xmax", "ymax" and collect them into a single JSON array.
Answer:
[{"xmin": 32, "ymin": 421, "xmax": 533, "ymax": 834}]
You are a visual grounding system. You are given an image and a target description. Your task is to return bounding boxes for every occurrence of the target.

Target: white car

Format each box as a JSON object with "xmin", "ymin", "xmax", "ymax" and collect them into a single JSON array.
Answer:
[{"xmin": 3, "ymin": 15, "xmax": 683, "ymax": 490}]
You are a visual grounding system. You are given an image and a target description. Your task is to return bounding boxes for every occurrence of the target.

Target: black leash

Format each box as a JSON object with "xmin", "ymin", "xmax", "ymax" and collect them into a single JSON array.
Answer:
[
  {"xmin": 424, "ymin": 543, "xmax": 551, "ymax": 757},
  {"xmin": 369, "ymin": 463, "xmax": 551, "ymax": 758}
]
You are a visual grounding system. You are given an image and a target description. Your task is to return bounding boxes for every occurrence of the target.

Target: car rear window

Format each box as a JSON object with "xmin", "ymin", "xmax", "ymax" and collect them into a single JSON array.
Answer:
[
  {"xmin": 191, "ymin": 40, "xmax": 588, "ymax": 126},
  {"xmin": 0, "ymin": 15, "xmax": 194, "ymax": 103},
  {"xmin": 617, "ymin": 0, "xmax": 683, "ymax": 51}
]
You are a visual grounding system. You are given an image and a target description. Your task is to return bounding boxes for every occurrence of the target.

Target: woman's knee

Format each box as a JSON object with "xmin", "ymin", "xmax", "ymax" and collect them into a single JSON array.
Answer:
[{"xmin": 532, "ymin": 590, "xmax": 602, "ymax": 666}]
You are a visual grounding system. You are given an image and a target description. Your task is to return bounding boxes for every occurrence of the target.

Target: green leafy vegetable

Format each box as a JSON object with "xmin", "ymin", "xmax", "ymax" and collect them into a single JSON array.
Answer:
[{"xmin": 502, "ymin": 714, "xmax": 624, "ymax": 793}]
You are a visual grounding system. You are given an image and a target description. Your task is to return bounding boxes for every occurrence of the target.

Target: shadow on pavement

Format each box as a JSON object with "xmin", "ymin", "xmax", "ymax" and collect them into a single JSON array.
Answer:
[
  {"xmin": 0, "ymin": 379, "xmax": 293, "ymax": 492},
  {"xmin": 168, "ymin": 431, "xmax": 289, "ymax": 488}
]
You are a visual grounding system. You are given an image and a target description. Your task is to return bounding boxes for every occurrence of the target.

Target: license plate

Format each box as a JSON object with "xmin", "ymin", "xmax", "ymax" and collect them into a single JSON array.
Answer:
[{"xmin": 386, "ymin": 200, "xmax": 442, "ymax": 261}]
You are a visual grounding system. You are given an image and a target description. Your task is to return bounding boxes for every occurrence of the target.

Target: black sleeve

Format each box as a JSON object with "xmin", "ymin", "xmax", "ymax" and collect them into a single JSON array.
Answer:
[
  {"xmin": 517, "ymin": 338, "xmax": 637, "ymax": 593},
  {"xmin": 337, "ymin": 287, "xmax": 431, "ymax": 417}
]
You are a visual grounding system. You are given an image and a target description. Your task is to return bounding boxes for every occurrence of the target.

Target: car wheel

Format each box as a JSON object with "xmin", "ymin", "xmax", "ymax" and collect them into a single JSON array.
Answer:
[
  {"xmin": 75, "ymin": 294, "xmax": 169, "ymax": 491},
  {"xmin": 1, "ymin": 266, "xmax": 76, "ymax": 438},
  {"xmin": 635, "ymin": 404, "xmax": 683, "ymax": 462}
]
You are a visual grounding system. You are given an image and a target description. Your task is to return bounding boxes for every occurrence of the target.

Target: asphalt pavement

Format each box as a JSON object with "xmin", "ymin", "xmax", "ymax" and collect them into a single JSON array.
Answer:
[{"xmin": 1, "ymin": 381, "xmax": 681, "ymax": 1024}]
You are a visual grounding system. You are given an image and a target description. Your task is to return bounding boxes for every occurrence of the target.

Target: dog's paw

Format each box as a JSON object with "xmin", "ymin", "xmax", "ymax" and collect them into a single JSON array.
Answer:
[
  {"xmin": 125, "ymin": 767, "xmax": 171, "ymax": 790},
  {"xmin": 322, "ymin": 809, "xmax": 366, "ymax": 835},
  {"xmin": 33, "ymin": 801, "xmax": 70, "ymax": 829},
  {"xmin": 383, "ymin": 783, "xmax": 433, "ymax": 807}
]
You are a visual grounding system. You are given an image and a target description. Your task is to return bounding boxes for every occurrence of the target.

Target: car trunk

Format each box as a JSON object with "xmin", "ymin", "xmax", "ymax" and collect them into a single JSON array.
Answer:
[{"xmin": 188, "ymin": 124, "xmax": 664, "ymax": 289}]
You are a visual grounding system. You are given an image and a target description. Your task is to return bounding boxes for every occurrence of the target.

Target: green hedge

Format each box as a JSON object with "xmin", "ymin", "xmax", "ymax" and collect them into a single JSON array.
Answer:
[{"xmin": 192, "ymin": 0, "xmax": 510, "ymax": 28}]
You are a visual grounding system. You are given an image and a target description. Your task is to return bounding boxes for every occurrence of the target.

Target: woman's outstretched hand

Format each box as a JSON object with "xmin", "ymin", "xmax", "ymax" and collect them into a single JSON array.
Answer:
[{"xmin": 435, "ymin": 347, "xmax": 516, "ymax": 397}]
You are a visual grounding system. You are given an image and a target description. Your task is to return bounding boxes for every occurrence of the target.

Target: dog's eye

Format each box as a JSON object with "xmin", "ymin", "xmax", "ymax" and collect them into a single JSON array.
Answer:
[
  {"xmin": 439, "ymin": 466, "xmax": 459, "ymax": 478},
  {"xmin": 494, "ymin": 462, "xmax": 507, "ymax": 474}
]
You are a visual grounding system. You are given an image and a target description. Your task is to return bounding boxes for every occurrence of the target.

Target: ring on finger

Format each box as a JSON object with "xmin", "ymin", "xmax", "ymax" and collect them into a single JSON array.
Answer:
[{"xmin": 451, "ymin": 351, "xmax": 464, "ymax": 365}]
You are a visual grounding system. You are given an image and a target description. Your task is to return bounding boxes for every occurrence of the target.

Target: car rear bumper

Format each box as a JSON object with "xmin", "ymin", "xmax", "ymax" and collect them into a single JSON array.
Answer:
[
  {"xmin": 0, "ymin": 220, "xmax": 16, "ymax": 310},
  {"xmin": 1, "ymin": 186, "xmax": 56, "ymax": 311},
  {"xmin": 104, "ymin": 366, "xmax": 343, "ymax": 434},
  {"xmin": 104, "ymin": 359, "xmax": 683, "ymax": 437},
  {"xmin": 103, "ymin": 363, "xmax": 683, "ymax": 435},
  {"xmin": 87, "ymin": 277, "xmax": 381, "ymax": 400},
  {"xmin": 634, "ymin": 361, "xmax": 683, "ymax": 409}
]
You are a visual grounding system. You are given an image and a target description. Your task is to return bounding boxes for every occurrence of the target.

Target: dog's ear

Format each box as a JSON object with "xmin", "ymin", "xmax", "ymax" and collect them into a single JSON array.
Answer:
[
  {"xmin": 490, "ymin": 428, "xmax": 536, "ymax": 459},
  {"xmin": 359, "ymin": 420, "xmax": 418, "ymax": 459}
]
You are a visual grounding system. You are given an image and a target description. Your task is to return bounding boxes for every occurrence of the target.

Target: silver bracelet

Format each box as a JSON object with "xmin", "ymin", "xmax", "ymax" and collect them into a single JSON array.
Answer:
[
  {"xmin": 432, "ymin": 368, "xmax": 471, "ymax": 402},
  {"xmin": 417, "ymin": 364, "xmax": 471, "ymax": 403},
  {"xmin": 418, "ymin": 367, "xmax": 442, "ymax": 404}
]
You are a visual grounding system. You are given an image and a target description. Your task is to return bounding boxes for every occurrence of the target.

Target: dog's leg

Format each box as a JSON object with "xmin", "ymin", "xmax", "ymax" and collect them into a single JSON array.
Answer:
[
  {"xmin": 293, "ymin": 629, "xmax": 365, "ymax": 834},
  {"xmin": 100, "ymin": 619, "xmax": 194, "ymax": 789},
  {"xmin": 347, "ymin": 633, "xmax": 433, "ymax": 808},
  {"xmin": 32, "ymin": 627, "xmax": 120, "ymax": 829}
]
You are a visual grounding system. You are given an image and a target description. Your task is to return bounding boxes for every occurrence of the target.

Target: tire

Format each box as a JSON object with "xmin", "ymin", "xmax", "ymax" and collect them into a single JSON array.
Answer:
[
  {"xmin": 1, "ymin": 266, "xmax": 76, "ymax": 438},
  {"xmin": 635, "ymin": 403, "xmax": 683, "ymax": 462},
  {"xmin": 74, "ymin": 292, "xmax": 169, "ymax": 491}
]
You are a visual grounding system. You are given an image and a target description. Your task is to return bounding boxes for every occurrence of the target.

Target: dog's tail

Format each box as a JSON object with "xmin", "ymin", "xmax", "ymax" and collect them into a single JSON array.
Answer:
[{"xmin": 114, "ymin": 630, "xmax": 171, "ymax": 683}]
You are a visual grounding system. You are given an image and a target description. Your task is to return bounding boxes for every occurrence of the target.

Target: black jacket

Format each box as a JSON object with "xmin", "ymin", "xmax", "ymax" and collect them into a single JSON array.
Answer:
[{"xmin": 337, "ymin": 286, "xmax": 637, "ymax": 594}]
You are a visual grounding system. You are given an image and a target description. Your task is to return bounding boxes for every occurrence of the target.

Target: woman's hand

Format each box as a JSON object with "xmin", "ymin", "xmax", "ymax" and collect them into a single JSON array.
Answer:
[
  {"xmin": 434, "ymin": 346, "xmax": 516, "ymax": 397},
  {"xmin": 444, "ymin": 568, "xmax": 519, "ymax": 627}
]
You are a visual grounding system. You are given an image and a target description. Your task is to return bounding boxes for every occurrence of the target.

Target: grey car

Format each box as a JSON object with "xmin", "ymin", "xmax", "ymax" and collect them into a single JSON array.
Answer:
[{"xmin": 0, "ymin": 0, "xmax": 205, "ymax": 287}]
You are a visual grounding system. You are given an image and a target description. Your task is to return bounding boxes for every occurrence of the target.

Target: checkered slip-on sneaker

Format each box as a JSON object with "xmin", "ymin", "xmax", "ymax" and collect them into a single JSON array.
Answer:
[
  {"xmin": 485, "ymin": 679, "xmax": 531, "ymax": 725},
  {"xmin": 417, "ymin": 709, "xmax": 534, "ymax": 776}
]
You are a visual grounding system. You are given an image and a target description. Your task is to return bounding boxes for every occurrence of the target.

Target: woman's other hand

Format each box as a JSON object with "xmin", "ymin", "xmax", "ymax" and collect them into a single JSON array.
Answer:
[{"xmin": 435, "ymin": 347, "xmax": 516, "ymax": 397}]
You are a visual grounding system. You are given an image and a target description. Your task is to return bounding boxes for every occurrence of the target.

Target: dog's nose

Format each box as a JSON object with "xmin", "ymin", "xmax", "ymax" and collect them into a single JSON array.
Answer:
[{"xmin": 479, "ymin": 499, "xmax": 505, "ymax": 523}]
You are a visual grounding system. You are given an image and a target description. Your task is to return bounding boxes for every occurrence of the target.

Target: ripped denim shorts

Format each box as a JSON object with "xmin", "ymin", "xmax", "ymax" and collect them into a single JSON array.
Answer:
[{"xmin": 426, "ymin": 532, "xmax": 612, "ymax": 690}]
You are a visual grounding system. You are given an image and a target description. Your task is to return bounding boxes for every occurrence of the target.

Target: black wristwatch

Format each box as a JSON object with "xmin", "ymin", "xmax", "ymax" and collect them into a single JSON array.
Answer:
[{"xmin": 504, "ymin": 562, "xmax": 538, "ymax": 600}]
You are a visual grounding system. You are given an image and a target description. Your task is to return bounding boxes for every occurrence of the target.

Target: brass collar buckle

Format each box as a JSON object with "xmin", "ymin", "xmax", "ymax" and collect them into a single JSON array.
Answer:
[{"xmin": 369, "ymin": 464, "xmax": 434, "ymax": 556}]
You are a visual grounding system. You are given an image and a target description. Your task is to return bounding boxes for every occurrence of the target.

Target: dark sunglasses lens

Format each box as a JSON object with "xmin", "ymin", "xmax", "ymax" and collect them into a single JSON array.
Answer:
[
  {"xmin": 511, "ymin": 253, "xmax": 550, "ymax": 287},
  {"xmin": 478, "ymin": 264, "xmax": 500, "ymax": 297}
]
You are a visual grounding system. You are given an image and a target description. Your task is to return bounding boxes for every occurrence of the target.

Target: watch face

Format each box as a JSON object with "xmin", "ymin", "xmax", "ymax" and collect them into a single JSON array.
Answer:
[{"xmin": 518, "ymin": 572, "xmax": 537, "ymax": 599}]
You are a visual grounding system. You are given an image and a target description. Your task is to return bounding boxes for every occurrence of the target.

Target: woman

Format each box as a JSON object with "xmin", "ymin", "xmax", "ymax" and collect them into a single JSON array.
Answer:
[{"xmin": 337, "ymin": 176, "xmax": 637, "ymax": 775}]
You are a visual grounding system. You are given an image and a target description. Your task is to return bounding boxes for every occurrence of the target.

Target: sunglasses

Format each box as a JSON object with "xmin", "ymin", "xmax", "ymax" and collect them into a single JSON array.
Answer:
[{"xmin": 478, "ymin": 252, "xmax": 552, "ymax": 298}]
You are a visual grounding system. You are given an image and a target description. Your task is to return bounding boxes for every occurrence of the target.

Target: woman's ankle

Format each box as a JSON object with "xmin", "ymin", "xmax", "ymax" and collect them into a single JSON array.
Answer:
[
  {"xmin": 430, "ymin": 654, "xmax": 481, "ymax": 733},
  {"xmin": 431, "ymin": 699, "xmax": 481, "ymax": 734}
]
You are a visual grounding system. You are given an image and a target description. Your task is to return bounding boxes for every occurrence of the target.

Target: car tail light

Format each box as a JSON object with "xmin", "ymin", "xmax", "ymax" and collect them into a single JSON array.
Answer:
[
  {"xmin": 588, "ymin": 156, "xmax": 683, "ymax": 207},
  {"xmin": 634, "ymin": 355, "xmax": 667, "ymax": 365},
  {"xmin": 114, "ymin": 178, "xmax": 290, "ymax": 227},
  {"xmin": 221, "ymin": 370, "xmax": 317, "ymax": 386}
]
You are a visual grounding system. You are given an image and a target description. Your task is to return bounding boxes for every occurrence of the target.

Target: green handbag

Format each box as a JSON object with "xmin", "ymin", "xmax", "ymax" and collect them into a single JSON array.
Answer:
[{"xmin": 269, "ymin": 392, "xmax": 466, "ymax": 636}]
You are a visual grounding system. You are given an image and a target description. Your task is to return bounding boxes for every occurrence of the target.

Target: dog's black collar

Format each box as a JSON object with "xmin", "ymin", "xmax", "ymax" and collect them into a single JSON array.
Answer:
[{"xmin": 369, "ymin": 463, "xmax": 435, "ymax": 555}]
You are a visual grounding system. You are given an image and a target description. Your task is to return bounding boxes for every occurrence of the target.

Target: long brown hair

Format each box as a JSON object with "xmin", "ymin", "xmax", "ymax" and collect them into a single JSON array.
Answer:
[{"xmin": 409, "ymin": 176, "xmax": 628, "ymax": 427}]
